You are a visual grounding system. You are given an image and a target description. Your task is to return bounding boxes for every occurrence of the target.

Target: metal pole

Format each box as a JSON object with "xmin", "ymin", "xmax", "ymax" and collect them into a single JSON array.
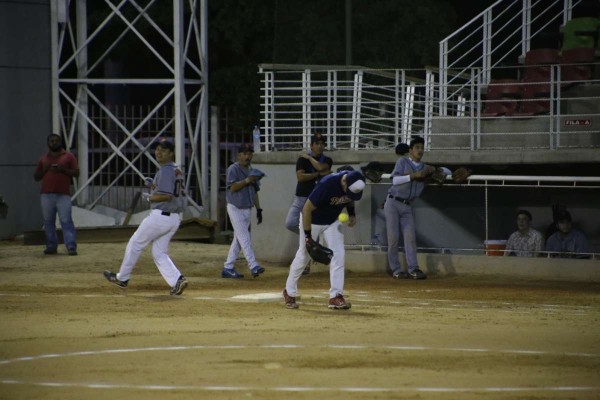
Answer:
[
  {"xmin": 173, "ymin": 0, "xmax": 185, "ymax": 168},
  {"xmin": 522, "ymin": 0, "xmax": 531, "ymax": 55},
  {"xmin": 484, "ymin": 185, "xmax": 489, "ymax": 253},
  {"xmin": 76, "ymin": 0, "xmax": 89, "ymax": 206},
  {"xmin": 50, "ymin": 1, "xmax": 60, "ymax": 133},
  {"xmin": 210, "ymin": 106, "xmax": 219, "ymax": 222},
  {"xmin": 200, "ymin": 0, "xmax": 209, "ymax": 208}
]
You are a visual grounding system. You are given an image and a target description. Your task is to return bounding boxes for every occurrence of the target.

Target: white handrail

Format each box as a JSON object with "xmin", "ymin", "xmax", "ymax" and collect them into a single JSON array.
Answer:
[{"xmin": 379, "ymin": 174, "xmax": 600, "ymax": 183}]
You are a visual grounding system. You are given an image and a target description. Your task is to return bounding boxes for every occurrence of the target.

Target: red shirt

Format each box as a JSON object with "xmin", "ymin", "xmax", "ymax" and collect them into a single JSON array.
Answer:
[{"xmin": 35, "ymin": 151, "xmax": 78, "ymax": 195}]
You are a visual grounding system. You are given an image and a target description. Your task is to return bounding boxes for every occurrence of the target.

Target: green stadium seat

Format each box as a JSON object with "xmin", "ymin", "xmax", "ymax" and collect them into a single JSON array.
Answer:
[{"xmin": 560, "ymin": 17, "xmax": 600, "ymax": 54}]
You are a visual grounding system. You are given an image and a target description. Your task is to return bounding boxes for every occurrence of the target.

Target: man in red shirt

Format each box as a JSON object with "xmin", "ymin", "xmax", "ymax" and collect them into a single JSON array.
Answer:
[{"xmin": 33, "ymin": 134, "xmax": 79, "ymax": 255}]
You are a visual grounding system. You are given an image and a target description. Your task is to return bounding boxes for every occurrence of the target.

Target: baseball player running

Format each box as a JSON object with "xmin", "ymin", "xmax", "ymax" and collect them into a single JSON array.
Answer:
[
  {"xmin": 221, "ymin": 143, "xmax": 265, "ymax": 279},
  {"xmin": 103, "ymin": 137, "xmax": 188, "ymax": 295},
  {"xmin": 283, "ymin": 170, "xmax": 366, "ymax": 310}
]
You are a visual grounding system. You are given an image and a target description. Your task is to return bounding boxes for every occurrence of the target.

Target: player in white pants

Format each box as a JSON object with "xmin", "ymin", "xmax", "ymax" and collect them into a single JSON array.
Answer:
[
  {"xmin": 283, "ymin": 170, "xmax": 366, "ymax": 310},
  {"xmin": 103, "ymin": 138, "xmax": 188, "ymax": 296},
  {"xmin": 221, "ymin": 143, "xmax": 265, "ymax": 279}
]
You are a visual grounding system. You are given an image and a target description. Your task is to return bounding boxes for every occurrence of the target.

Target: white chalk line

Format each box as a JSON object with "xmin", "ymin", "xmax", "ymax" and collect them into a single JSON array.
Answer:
[
  {"xmin": 1, "ymin": 344, "xmax": 598, "ymax": 393},
  {"xmin": 0, "ymin": 379, "xmax": 598, "ymax": 393},
  {"xmin": 1, "ymin": 343, "xmax": 598, "ymax": 367},
  {"xmin": 0, "ymin": 291, "xmax": 595, "ymax": 315}
]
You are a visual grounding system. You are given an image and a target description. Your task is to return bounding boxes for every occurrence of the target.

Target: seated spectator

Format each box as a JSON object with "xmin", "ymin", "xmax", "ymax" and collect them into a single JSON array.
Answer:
[
  {"xmin": 544, "ymin": 203, "xmax": 566, "ymax": 243},
  {"xmin": 505, "ymin": 209, "xmax": 544, "ymax": 257},
  {"xmin": 545, "ymin": 210, "xmax": 590, "ymax": 258}
]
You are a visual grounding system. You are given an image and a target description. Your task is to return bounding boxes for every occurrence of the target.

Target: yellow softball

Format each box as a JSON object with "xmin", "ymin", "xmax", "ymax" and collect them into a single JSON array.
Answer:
[{"xmin": 338, "ymin": 213, "xmax": 349, "ymax": 223}]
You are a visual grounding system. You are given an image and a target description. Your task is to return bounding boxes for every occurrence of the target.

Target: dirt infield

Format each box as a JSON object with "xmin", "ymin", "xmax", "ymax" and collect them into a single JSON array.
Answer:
[{"xmin": 0, "ymin": 240, "xmax": 599, "ymax": 400}]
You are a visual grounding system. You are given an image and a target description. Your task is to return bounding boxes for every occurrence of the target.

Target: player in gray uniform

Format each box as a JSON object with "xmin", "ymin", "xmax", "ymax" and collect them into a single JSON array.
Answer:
[
  {"xmin": 103, "ymin": 138, "xmax": 188, "ymax": 295},
  {"xmin": 384, "ymin": 136, "xmax": 449, "ymax": 280},
  {"xmin": 221, "ymin": 143, "xmax": 265, "ymax": 279}
]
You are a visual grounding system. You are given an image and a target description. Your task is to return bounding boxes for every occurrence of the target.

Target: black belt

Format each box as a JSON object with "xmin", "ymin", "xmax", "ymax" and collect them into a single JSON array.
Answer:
[
  {"xmin": 161, "ymin": 211, "xmax": 171, "ymax": 216},
  {"xmin": 388, "ymin": 194, "xmax": 411, "ymax": 205}
]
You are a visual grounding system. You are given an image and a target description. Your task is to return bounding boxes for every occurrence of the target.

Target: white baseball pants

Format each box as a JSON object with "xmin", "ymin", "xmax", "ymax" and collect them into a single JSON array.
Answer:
[
  {"xmin": 286, "ymin": 213, "xmax": 345, "ymax": 299},
  {"xmin": 117, "ymin": 209, "xmax": 182, "ymax": 286},
  {"xmin": 224, "ymin": 204, "xmax": 259, "ymax": 270}
]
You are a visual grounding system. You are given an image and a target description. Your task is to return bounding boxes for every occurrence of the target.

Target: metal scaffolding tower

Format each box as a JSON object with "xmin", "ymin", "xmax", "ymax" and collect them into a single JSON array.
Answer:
[{"xmin": 50, "ymin": 0, "xmax": 208, "ymax": 214}]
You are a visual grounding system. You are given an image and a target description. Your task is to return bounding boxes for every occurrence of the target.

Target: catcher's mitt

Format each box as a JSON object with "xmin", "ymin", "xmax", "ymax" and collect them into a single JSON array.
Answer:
[
  {"xmin": 452, "ymin": 167, "xmax": 472, "ymax": 183},
  {"xmin": 428, "ymin": 167, "xmax": 448, "ymax": 185},
  {"xmin": 306, "ymin": 239, "xmax": 333, "ymax": 265},
  {"xmin": 360, "ymin": 161, "xmax": 384, "ymax": 183}
]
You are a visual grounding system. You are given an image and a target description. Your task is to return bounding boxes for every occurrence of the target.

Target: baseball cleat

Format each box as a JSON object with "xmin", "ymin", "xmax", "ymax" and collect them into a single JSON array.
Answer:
[
  {"xmin": 68, "ymin": 248, "xmax": 78, "ymax": 256},
  {"xmin": 43, "ymin": 248, "xmax": 57, "ymax": 255},
  {"xmin": 283, "ymin": 289, "xmax": 299, "ymax": 309},
  {"xmin": 251, "ymin": 265, "xmax": 265, "ymax": 277},
  {"xmin": 407, "ymin": 268, "xmax": 427, "ymax": 280},
  {"xmin": 328, "ymin": 294, "xmax": 351, "ymax": 310},
  {"xmin": 103, "ymin": 271, "xmax": 128, "ymax": 288},
  {"xmin": 392, "ymin": 270, "xmax": 409, "ymax": 279},
  {"xmin": 221, "ymin": 268, "xmax": 244, "ymax": 279},
  {"xmin": 170, "ymin": 275, "xmax": 188, "ymax": 296}
]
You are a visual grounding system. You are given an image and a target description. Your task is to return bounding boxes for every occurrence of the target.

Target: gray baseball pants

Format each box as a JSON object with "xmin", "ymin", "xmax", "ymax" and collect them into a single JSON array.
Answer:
[
  {"xmin": 384, "ymin": 197, "xmax": 419, "ymax": 274},
  {"xmin": 284, "ymin": 195, "xmax": 308, "ymax": 234}
]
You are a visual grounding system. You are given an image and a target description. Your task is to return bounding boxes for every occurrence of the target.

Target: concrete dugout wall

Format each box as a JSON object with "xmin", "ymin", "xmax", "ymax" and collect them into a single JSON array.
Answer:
[
  {"xmin": 0, "ymin": 0, "xmax": 51, "ymax": 240},
  {"xmin": 250, "ymin": 151, "xmax": 600, "ymax": 266}
]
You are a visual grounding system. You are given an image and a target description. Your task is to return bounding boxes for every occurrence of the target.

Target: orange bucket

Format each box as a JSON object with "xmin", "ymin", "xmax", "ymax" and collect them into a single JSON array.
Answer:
[{"xmin": 484, "ymin": 240, "xmax": 507, "ymax": 256}]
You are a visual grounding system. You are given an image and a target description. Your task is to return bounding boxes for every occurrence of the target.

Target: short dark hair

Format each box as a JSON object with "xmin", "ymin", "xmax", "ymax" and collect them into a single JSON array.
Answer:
[
  {"xmin": 47, "ymin": 133, "xmax": 65, "ymax": 149},
  {"xmin": 238, "ymin": 143, "xmax": 254, "ymax": 153},
  {"xmin": 395, "ymin": 143, "xmax": 409, "ymax": 155},
  {"xmin": 311, "ymin": 133, "xmax": 325, "ymax": 144},
  {"xmin": 150, "ymin": 137, "xmax": 175, "ymax": 151},
  {"xmin": 409, "ymin": 136, "xmax": 425, "ymax": 148},
  {"xmin": 516, "ymin": 209, "xmax": 532, "ymax": 221},
  {"xmin": 556, "ymin": 210, "xmax": 572, "ymax": 222}
]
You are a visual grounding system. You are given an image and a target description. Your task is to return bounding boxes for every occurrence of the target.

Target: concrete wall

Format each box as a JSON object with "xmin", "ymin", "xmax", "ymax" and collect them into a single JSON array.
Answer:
[
  {"xmin": 251, "ymin": 151, "xmax": 600, "ymax": 265},
  {"xmin": 0, "ymin": 0, "xmax": 51, "ymax": 239},
  {"xmin": 342, "ymin": 251, "xmax": 600, "ymax": 282},
  {"xmin": 249, "ymin": 162, "xmax": 372, "ymax": 264}
]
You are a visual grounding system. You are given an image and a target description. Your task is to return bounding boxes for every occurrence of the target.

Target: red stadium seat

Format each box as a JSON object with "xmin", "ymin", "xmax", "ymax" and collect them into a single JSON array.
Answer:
[
  {"xmin": 523, "ymin": 49, "xmax": 560, "ymax": 96},
  {"xmin": 560, "ymin": 47, "xmax": 596, "ymax": 86},
  {"xmin": 515, "ymin": 80, "xmax": 551, "ymax": 116},
  {"xmin": 482, "ymin": 79, "xmax": 522, "ymax": 116}
]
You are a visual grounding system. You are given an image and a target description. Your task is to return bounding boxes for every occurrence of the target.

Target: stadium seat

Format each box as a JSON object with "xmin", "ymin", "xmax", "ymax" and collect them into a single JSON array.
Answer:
[
  {"xmin": 482, "ymin": 79, "xmax": 522, "ymax": 116},
  {"xmin": 560, "ymin": 47, "xmax": 596, "ymax": 86},
  {"xmin": 560, "ymin": 17, "xmax": 600, "ymax": 53},
  {"xmin": 514, "ymin": 81, "xmax": 550, "ymax": 116},
  {"xmin": 523, "ymin": 49, "xmax": 560, "ymax": 97}
]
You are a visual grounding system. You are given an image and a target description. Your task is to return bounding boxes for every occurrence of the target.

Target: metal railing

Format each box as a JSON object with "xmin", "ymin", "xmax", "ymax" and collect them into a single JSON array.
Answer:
[
  {"xmin": 438, "ymin": 0, "xmax": 582, "ymax": 113},
  {"xmin": 259, "ymin": 62, "xmax": 600, "ymax": 151}
]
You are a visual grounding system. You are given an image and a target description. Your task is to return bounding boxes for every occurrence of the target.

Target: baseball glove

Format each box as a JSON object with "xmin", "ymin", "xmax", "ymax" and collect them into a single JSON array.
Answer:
[
  {"xmin": 452, "ymin": 167, "xmax": 472, "ymax": 183},
  {"xmin": 336, "ymin": 165, "xmax": 354, "ymax": 173},
  {"xmin": 428, "ymin": 167, "xmax": 447, "ymax": 185},
  {"xmin": 306, "ymin": 239, "xmax": 333, "ymax": 265},
  {"xmin": 360, "ymin": 161, "xmax": 384, "ymax": 183}
]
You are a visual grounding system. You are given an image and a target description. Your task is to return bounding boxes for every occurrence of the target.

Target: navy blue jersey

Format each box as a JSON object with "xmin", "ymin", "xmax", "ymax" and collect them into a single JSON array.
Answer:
[
  {"xmin": 295, "ymin": 153, "xmax": 333, "ymax": 197},
  {"xmin": 308, "ymin": 172, "xmax": 354, "ymax": 225}
]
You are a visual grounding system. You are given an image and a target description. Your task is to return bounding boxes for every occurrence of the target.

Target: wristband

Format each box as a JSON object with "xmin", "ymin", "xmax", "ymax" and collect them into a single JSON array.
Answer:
[{"xmin": 304, "ymin": 229, "xmax": 312, "ymax": 239}]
